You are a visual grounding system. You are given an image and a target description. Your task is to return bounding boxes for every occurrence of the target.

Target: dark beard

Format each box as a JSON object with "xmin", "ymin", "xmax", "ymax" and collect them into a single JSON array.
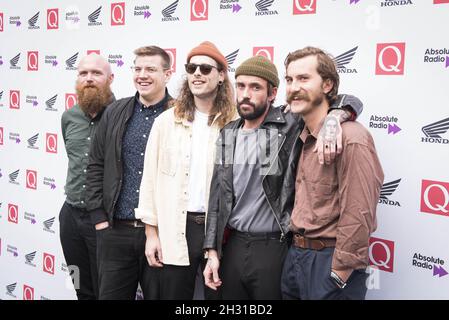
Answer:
[
  {"xmin": 236, "ymin": 98, "xmax": 268, "ymax": 121},
  {"xmin": 76, "ymin": 83, "xmax": 113, "ymax": 116}
]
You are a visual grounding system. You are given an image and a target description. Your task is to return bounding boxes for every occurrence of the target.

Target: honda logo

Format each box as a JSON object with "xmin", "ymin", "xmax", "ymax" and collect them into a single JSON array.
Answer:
[
  {"xmin": 369, "ymin": 237, "xmax": 395, "ymax": 272},
  {"xmin": 46, "ymin": 133, "xmax": 58, "ymax": 154},
  {"xmin": 8, "ymin": 204, "xmax": 19, "ymax": 224},
  {"xmin": 27, "ymin": 51, "xmax": 39, "ymax": 71},
  {"xmin": 47, "ymin": 8, "xmax": 59, "ymax": 29},
  {"xmin": 43, "ymin": 253, "xmax": 55, "ymax": 275},
  {"xmin": 376, "ymin": 42, "xmax": 406, "ymax": 75},
  {"xmin": 23, "ymin": 285, "xmax": 34, "ymax": 300},
  {"xmin": 111, "ymin": 3, "xmax": 125, "ymax": 26},
  {"xmin": 191, "ymin": 0, "xmax": 208, "ymax": 21},
  {"xmin": 253, "ymin": 46, "xmax": 274, "ymax": 62},
  {"xmin": 26, "ymin": 170, "xmax": 37, "ymax": 190},
  {"xmin": 10, "ymin": 90, "xmax": 20, "ymax": 109},
  {"xmin": 65, "ymin": 93, "xmax": 77, "ymax": 110},
  {"xmin": 164, "ymin": 48, "xmax": 176, "ymax": 73},
  {"xmin": 293, "ymin": 0, "xmax": 316, "ymax": 15},
  {"xmin": 421, "ymin": 180, "xmax": 449, "ymax": 216}
]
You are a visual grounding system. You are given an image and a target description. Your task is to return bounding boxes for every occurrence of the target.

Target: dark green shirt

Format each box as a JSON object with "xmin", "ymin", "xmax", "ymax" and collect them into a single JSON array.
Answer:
[{"xmin": 61, "ymin": 104, "xmax": 103, "ymax": 209}]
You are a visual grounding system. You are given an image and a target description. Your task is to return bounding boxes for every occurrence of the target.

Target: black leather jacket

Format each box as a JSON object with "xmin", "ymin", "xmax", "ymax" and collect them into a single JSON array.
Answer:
[{"xmin": 85, "ymin": 92, "xmax": 173, "ymax": 225}]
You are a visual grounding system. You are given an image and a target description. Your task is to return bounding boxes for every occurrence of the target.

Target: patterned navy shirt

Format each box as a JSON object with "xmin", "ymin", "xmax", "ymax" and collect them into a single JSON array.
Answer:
[{"xmin": 114, "ymin": 92, "xmax": 168, "ymax": 220}]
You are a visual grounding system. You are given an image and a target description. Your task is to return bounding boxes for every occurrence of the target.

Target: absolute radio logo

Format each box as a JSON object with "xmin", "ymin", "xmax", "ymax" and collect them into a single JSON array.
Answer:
[
  {"xmin": 46, "ymin": 133, "xmax": 58, "ymax": 154},
  {"xmin": 7, "ymin": 244, "xmax": 18, "ymax": 257},
  {"xmin": 65, "ymin": 93, "xmax": 77, "ymax": 110},
  {"xmin": 423, "ymin": 47, "xmax": 449, "ymax": 69},
  {"xmin": 26, "ymin": 94, "xmax": 39, "ymax": 107},
  {"xmin": 45, "ymin": 54, "xmax": 58, "ymax": 67},
  {"xmin": 28, "ymin": 51, "xmax": 39, "ymax": 71},
  {"xmin": 225, "ymin": 49, "xmax": 239, "ymax": 73},
  {"xmin": 65, "ymin": 52, "xmax": 79, "ymax": 70},
  {"xmin": 108, "ymin": 53, "xmax": 124, "ymax": 68},
  {"xmin": 8, "ymin": 203, "xmax": 19, "ymax": 224},
  {"xmin": 43, "ymin": 177, "xmax": 57, "ymax": 190},
  {"xmin": 28, "ymin": 12, "xmax": 40, "ymax": 29},
  {"xmin": 9, "ymin": 15, "xmax": 22, "ymax": 28},
  {"xmin": 10, "ymin": 90, "xmax": 20, "ymax": 109},
  {"xmin": 421, "ymin": 117, "xmax": 449, "ymax": 144},
  {"xmin": 9, "ymin": 131, "xmax": 21, "ymax": 144},
  {"xmin": 23, "ymin": 285, "xmax": 34, "ymax": 300},
  {"xmin": 64, "ymin": 5, "xmax": 81, "ymax": 30},
  {"xmin": 293, "ymin": 0, "xmax": 316, "ymax": 15},
  {"xmin": 334, "ymin": 46, "xmax": 358, "ymax": 74},
  {"xmin": 26, "ymin": 169, "xmax": 37, "ymax": 190},
  {"xmin": 24, "ymin": 211, "xmax": 37, "ymax": 225},
  {"xmin": 9, "ymin": 53, "xmax": 21, "ymax": 70},
  {"xmin": 43, "ymin": 217, "xmax": 56, "ymax": 234},
  {"xmin": 412, "ymin": 252, "xmax": 448, "ymax": 278},
  {"xmin": 369, "ymin": 115, "xmax": 401, "ymax": 134},
  {"xmin": 8, "ymin": 169, "xmax": 20, "ymax": 185},
  {"xmin": 191, "ymin": 0, "xmax": 209, "ymax": 21},
  {"xmin": 47, "ymin": 8, "xmax": 59, "ymax": 30},
  {"xmin": 375, "ymin": 42, "xmax": 406, "ymax": 75},
  {"xmin": 134, "ymin": 4, "xmax": 151, "ymax": 19},
  {"xmin": 420, "ymin": 180, "xmax": 449, "ymax": 217},
  {"xmin": 378, "ymin": 179, "xmax": 401, "ymax": 206},
  {"xmin": 254, "ymin": 0, "xmax": 279, "ymax": 16},
  {"xmin": 45, "ymin": 94, "xmax": 58, "ymax": 112},
  {"xmin": 43, "ymin": 253, "xmax": 55, "ymax": 275},
  {"xmin": 380, "ymin": 0, "xmax": 413, "ymax": 7},
  {"xmin": 369, "ymin": 237, "xmax": 395, "ymax": 273},
  {"xmin": 27, "ymin": 133, "xmax": 39, "ymax": 149},
  {"xmin": 25, "ymin": 251, "xmax": 37, "ymax": 267},
  {"xmin": 253, "ymin": 46, "xmax": 274, "ymax": 62},
  {"xmin": 164, "ymin": 48, "xmax": 176, "ymax": 73},
  {"xmin": 111, "ymin": 3, "xmax": 126, "ymax": 26},
  {"xmin": 220, "ymin": 0, "xmax": 242, "ymax": 13},
  {"xmin": 162, "ymin": 0, "xmax": 180, "ymax": 21},
  {"xmin": 88, "ymin": 6, "xmax": 103, "ymax": 26}
]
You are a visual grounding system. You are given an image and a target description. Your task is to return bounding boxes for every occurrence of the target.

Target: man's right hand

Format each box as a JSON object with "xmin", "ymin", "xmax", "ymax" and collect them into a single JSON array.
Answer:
[
  {"xmin": 203, "ymin": 250, "xmax": 222, "ymax": 290},
  {"xmin": 95, "ymin": 221, "xmax": 109, "ymax": 230}
]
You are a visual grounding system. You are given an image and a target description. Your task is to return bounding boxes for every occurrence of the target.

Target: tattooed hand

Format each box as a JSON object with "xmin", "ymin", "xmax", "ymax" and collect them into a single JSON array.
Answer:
[{"xmin": 314, "ymin": 114, "xmax": 342, "ymax": 165}]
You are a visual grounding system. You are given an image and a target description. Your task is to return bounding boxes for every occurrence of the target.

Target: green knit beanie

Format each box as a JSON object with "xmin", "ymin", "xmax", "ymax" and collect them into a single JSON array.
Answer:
[{"xmin": 235, "ymin": 55, "xmax": 279, "ymax": 87}]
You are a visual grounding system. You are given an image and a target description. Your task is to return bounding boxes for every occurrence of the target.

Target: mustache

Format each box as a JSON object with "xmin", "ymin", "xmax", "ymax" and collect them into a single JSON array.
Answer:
[
  {"xmin": 286, "ymin": 91, "xmax": 309, "ymax": 104},
  {"xmin": 237, "ymin": 98, "xmax": 256, "ymax": 108}
]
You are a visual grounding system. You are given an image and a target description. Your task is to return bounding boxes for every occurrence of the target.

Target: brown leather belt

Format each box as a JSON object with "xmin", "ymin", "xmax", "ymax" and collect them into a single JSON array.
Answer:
[
  {"xmin": 292, "ymin": 233, "xmax": 336, "ymax": 251},
  {"xmin": 114, "ymin": 219, "xmax": 145, "ymax": 228},
  {"xmin": 187, "ymin": 212, "xmax": 205, "ymax": 225}
]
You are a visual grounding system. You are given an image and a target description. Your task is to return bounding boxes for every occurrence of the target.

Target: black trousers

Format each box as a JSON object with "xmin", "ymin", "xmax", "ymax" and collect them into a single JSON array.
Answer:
[
  {"xmin": 281, "ymin": 246, "xmax": 369, "ymax": 300},
  {"xmin": 96, "ymin": 223, "xmax": 158, "ymax": 300},
  {"xmin": 59, "ymin": 201, "xmax": 99, "ymax": 300},
  {"xmin": 157, "ymin": 216, "xmax": 219, "ymax": 300},
  {"xmin": 220, "ymin": 230, "xmax": 288, "ymax": 300}
]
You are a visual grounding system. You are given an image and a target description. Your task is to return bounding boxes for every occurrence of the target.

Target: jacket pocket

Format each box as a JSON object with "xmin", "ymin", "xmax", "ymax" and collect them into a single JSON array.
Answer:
[{"xmin": 160, "ymin": 147, "xmax": 177, "ymax": 176}]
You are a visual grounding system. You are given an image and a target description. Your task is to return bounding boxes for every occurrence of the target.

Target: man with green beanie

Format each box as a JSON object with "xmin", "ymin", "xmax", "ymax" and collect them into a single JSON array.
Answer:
[{"xmin": 203, "ymin": 55, "xmax": 363, "ymax": 299}]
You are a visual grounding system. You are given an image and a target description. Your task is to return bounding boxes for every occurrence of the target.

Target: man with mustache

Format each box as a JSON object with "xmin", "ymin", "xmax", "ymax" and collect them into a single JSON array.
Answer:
[
  {"xmin": 60, "ymin": 53, "xmax": 114, "ymax": 300},
  {"xmin": 203, "ymin": 55, "xmax": 363, "ymax": 299},
  {"xmin": 281, "ymin": 47, "xmax": 384, "ymax": 300},
  {"xmin": 85, "ymin": 46, "xmax": 173, "ymax": 299}
]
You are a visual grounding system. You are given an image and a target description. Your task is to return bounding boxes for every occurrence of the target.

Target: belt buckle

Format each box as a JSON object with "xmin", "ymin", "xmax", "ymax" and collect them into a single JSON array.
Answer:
[
  {"xmin": 133, "ymin": 220, "xmax": 144, "ymax": 228},
  {"xmin": 315, "ymin": 239, "xmax": 326, "ymax": 251}
]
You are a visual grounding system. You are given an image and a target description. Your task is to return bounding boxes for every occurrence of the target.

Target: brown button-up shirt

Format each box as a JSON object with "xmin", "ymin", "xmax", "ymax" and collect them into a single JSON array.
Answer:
[{"xmin": 290, "ymin": 120, "xmax": 384, "ymax": 272}]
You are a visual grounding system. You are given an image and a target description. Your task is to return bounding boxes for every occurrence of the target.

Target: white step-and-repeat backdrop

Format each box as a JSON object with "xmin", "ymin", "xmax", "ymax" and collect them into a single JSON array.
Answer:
[{"xmin": 0, "ymin": 0, "xmax": 448, "ymax": 300}]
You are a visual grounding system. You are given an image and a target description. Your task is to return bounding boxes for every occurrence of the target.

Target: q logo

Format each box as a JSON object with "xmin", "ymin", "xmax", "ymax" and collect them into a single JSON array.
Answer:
[
  {"xmin": 47, "ymin": 8, "xmax": 59, "ymax": 29},
  {"xmin": 0, "ymin": 12, "xmax": 4, "ymax": 32},
  {"xmin": 8, "ymin": 204, "xmax": 19, "ymax": 224},
  {"xmin": 65, "ymin": 93, "xmax": 77, "ymax": 110},
  {"xmin": 27, "ymin": 51, "xmax": 39, "ymax": 71},
  {"xmin": 87, "ymin": 50, "xmax": 100, "ymax": 55},
  {"xmin": 253, "ymin": 46, "xmax": 274, "ymax": 62},
  {"xmin": 23, "ymin": 285, "xmax": 34, "ymax": 300},
  {"xmin": 10, "ymin": 90, "xmax": 20, "ymax": 109},
  {"xmin": 421, "ymin": 180, "xmax": 449, "ymax": 216},
  {"xmin": 191, "ymin": 0, "xmax": 208, "ymax": 21},
  {"xmin": 293, "ymin": 0, "xmax": 316, "ymax": 15},
  {"xmin": 375, "ymin": 43, "xmax": 405, "ymax": 75},
  {"xmin": 111, "ymin": 3, "xmax": 125, "ymax": 26},
  {"xmin": 26, "ymin": 170, "xmax": 37, "ymax": 190},
  {"xmin": 368, "ymin": 237, "xmax": 395, "ymax": 273},
  {"xmin": 164, "ymin": 48, "xmax": 176, "ymax": 73},
  {"xmin": 43, "ymin": 253, "xmax": 55, "ymax": 275},
  {"xmin": 46, "ymin": 133, "xmax": 57, "ymax": 154},
  {"xmin": 0, "ymin": 127, "xmax": 3, "ymax": 145}
]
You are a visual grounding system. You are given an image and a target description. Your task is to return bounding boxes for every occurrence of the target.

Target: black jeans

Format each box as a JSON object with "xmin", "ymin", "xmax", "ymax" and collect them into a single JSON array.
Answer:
[
  {"xmin": 281, "ymin": 246, "xmax": 369, "ymax": 300},
  {"xmin": 96, "ymin": 223, "xmax": 158, "ymax": 300},
  {"xmin": 157, "ymin": 215, "xmax": 219, "ymax": 300},
  {"xmin": 220, "ymin": 230, "xmax": 287, "ymax": 300},
  {"xmin": 59, "ymin": 201, "xmax": 98, "ymax": 300}
]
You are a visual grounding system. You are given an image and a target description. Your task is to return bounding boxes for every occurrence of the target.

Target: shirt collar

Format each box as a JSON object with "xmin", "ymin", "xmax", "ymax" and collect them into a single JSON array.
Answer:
[{"xmin": 134, "ymin": 89, "xmax": 169, "ymax": 110}]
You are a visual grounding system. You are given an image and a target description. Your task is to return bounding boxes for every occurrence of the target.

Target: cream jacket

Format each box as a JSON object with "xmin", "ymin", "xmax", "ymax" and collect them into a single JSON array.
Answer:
[{"xmin": 135, "ymin": 107, "xmax": 222, "ymax": 266}]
